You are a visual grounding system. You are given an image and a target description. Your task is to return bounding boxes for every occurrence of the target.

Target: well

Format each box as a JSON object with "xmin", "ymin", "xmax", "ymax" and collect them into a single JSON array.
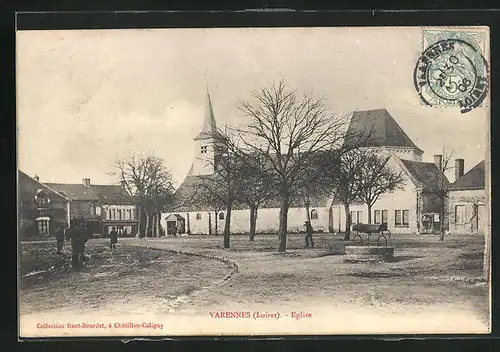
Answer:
[{"xmin": 344, "ymin": 245, "xmax": 394, "ymax": 262}]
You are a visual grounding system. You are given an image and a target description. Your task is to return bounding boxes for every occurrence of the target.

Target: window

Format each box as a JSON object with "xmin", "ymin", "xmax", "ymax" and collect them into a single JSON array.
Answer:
[
  {"xmin": 350, "ymin": 211, "xmax": 356, "ymax": 224},
  {"xmin": 382, "ymin": 210, "xmax": 388, "ymax": 225},
  {"xmin": 455, "ymin": 205, "xmax": 466, "ymax": 224},
  {"xmin": 38, "ymin": 220, "xmax": 49, "ymax": 236},
  {"xmin": 201, "ymin": 146, "xmax": 208, "ymax": 154},
  {"xmin": 119, "ymin": 209, "xmax": 123, "ymax": 220},
  {"xmin": 357, "ymin": 211, "xmax": 363, "ymax": 224},
  {"xmin": 219, "ymin": 212, "xmax": 225, "ymax": 220},
  {"xmin": 196, "ymin": 213, "xmax": 202, "ymax": 220},
  {"xmin": 402, "ymin": 210, "xmax": 409, "ymax": 226},
  {"xmin": 395, "ymin": 210, "xmax": 402, "ymax": 226},
  {"xmin": 35, "ymin": 192, "xmax": 50, "ymax": 208},
  {"xmin": 395, "ymin": 210, "xmax": 409, "ymax": 227},
  {"xmin": 90, "ymin": 203, "xmax": 96, "ymax": 216},
  {"xmin": 112, "ymin": 209, "xmax": 116, "ymax": 220},
  {"xmin": 310, "ymin": 209, "xmax": 318, "ymax": 220},
  {"xmin": 374, "ymin": 210, "xmax": 381, "ymax": 224}
]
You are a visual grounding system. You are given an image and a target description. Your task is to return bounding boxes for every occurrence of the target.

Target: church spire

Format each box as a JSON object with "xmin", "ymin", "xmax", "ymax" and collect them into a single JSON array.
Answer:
[{"xmin": 194, "ymin": 87, "xmax": 218, "ymax": 140}]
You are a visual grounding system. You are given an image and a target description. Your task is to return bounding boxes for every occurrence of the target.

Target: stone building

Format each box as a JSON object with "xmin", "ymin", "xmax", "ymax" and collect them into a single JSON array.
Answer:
[
  {"xmin": 45, "ymin": 178, "xmax": 138, "ymax": 236},
  {"xmin": 448, "ymin": 160, "xmax": 486, "ymax": 234},
  {"xmin": 18, "ymin": 171, "xmax": 138, "ymax": 237},
  {"xmin": 18, "ymin": 171, "xmax": 70, "ymax": 239}
]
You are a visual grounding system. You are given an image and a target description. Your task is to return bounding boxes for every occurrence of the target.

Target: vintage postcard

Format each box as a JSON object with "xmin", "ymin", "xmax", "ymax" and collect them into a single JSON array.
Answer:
[{"xmin": 17, "ymin": 26, "xmax": 491, "ymax": 337}]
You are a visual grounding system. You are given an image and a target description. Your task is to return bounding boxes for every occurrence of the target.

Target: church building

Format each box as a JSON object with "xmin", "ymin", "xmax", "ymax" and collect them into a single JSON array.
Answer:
[{"xmin": 161, "ymin": 90, "xmax": 450, "ymax": 236}]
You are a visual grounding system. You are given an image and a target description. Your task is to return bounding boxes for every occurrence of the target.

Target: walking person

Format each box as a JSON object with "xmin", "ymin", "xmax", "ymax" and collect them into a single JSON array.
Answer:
[
  {"xmin": 304, "ymin": 221, "xmax": 315, "ymax": 248},
  {"xmin": 55, "ymin": 224, "xmax": 66, "ymax": 255},
  {"xmin": 109, "ymin": 227, "xmax": 118, "ymax": 250}
]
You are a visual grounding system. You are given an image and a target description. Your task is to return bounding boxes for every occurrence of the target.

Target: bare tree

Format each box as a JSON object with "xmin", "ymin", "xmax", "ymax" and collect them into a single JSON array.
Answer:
[
  {"xmin": 437, "ymin": 149, "xmax": 453, "ymax": 241},
  {"xmin": 192, "ymin": 179, "xmax": 226, "ymax": 235},
  {"xmin": 355, "ymin": 152, "xmax": 406, "ymax": 224},
  {"xmin": 235, "ymin": 154, "xmax": 277, "ymax": 241},
  {"xmin": 235, "ymin": 80, "xmax": 358, "ymax": 252},
  {"xmin": 111, "ymin": 153, "xmax": 175, "ymax": 238},
  {"xmin": 318, "ymin": 149, "xmax": 366, "ymax": 241},
  {"xmin": 194, "ymin": 132, "xmax": 248, "ymax": 248}
]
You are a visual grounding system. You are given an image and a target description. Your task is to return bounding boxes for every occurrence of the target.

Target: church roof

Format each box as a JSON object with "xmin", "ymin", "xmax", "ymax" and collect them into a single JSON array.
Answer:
[
  {"xmin": 449, "ymin": 160, "xmax": 485, "ymax": 190},
  {"xmin": 171, "ymin": 173, "xmax": 330, "ymax": 212},
  {"xmin": 344, "ymin": 109, "xmax": 423, "ymax": 153},
  {"xmin": 194, "ymin": 88, "xmax": 219, "ymax": 141}
]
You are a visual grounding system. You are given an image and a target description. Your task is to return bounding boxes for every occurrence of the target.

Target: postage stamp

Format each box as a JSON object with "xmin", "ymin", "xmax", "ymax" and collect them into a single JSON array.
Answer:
[{"xmin": 413, "ymin": 29, "xmax": 489, "ymax": 113}]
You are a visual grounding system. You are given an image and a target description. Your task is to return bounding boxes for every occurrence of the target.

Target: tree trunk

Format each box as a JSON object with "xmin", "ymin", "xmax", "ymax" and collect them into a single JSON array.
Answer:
[
  {"xmin": 249, "ymin": 206, "xmax": 258, "ymax": 241},
  {"xmin": 136, "ymin": 205, "xmax": 142, "ymax": 238},
  {"xmin": 144, "ymin": 209, "xmax": 150, "ymax": 238},
  {"xmin": 214, "ymin": 210, "xmax": 218, "ymax": 235},
  {"xmin": 208, "ymin": 212, "xmax": 212, "ymax": 235},
  {"xmin": 223, "ymin": 203, "xmax": 232, "ymax": 249},
  {"xmin": 343, "ymin": 202, "xmax": 351, "ymax": 241},
  {"xmin": 439, "ymin": 195, "xmax": 445, "ymax": 241},
  {"xmin": 154, "ymin": 213, "xmax": 159, "ymax": 237},
  {"xmin": 367, "ymin": 203, "xmax": 372, "ymax": 224},
  {"xmin": 278, "ymin": 196, "xmax": 289, "ymax": 253},
  {"xmin": 157, "ymin": 212, "xmax": 162, "ymax": 237},
  {"xmin": 305, "ymin": 201, "xmax": 311, "ymax": 222}
]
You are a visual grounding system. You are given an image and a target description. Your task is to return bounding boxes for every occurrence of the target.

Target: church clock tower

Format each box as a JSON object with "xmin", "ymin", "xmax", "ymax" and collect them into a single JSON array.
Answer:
[{"xmin": 189, "ymin": 88, "xmax": 224, "ymax": 176}]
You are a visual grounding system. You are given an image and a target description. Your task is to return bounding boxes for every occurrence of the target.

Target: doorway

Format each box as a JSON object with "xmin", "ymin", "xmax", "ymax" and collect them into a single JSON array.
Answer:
[
  {"xmin": 166, "ymin": 221, "xmax": 177, "ymax": 235},
  {"xmin": 477, "ymin": 204, "xmax": 486, "ymax": 233}
]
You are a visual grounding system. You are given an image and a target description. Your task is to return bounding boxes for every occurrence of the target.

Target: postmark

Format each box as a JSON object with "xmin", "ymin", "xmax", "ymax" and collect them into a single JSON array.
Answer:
[{"xmin": 413, "ymin": 30, "xmax": 489, "ymax": 113}]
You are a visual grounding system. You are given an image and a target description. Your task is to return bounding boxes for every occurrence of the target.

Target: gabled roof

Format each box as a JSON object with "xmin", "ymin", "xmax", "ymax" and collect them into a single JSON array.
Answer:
[
  {"xmin": 345, "ymin": 109, "xmax": 423, "ymax": 153},
  {"xmin": 399, "ymin": 159, "xmax": 449, "ymax": 192},
  {"xmin": 449, "ymin": 160, "xmax": 485, "ymax": 191},
  {"xmin": 44, "ymin": 182, "xmax": 131, "ymax": 204},
  {"xmin": 18, "ymin": 170, "xmax": 69, "ymax": 201},
  {"xmin": 165, "ymin": 213, "xmax": 185, "ymax": 221},
  {"xmin": 194, "ymin": 88, "xmax": 219, "ymax": 141}
]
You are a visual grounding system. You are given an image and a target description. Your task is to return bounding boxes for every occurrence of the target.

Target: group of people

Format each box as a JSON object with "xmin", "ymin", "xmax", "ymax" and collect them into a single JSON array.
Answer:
[
  {"xmin": 54, "ymin": 222, "xmax": 122, "ymax": 270},
  {"xmin": 55, "ymin": 220, "xmax": 91, "ymax": 270}
]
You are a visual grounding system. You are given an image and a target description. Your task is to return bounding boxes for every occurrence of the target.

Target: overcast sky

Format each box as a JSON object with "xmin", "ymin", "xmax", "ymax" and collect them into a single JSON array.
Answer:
[{"xmin": 17, "ymin": 27, "xmax": 489, "ymax": 187}]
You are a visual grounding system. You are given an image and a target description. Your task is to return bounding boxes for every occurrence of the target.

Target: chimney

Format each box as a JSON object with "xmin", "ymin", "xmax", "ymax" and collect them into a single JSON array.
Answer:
[
  {"xmin": 433, "ymin": 154, "xmax": 443, "ymax": 171},
  {"xmin": 34, "ymin": 174, "xmax": 40, "ymax": 181},
  {"xmin": 455, "ymin": 158, "xmax": 465, "ymax": 181},
  {"xmin": 82, "ymin": 178, "xmax": 91, "ymax": 187},
  {"xmin": 120, "ymin": 180, "xmax": 127, "ymax": 189}
]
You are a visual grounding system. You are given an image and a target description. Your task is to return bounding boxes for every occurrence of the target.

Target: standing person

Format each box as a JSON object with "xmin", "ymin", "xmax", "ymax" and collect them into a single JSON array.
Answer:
[
  {"xmin": 77, "ymin": 221, "xmax": 89, "ymax": 263},
  {"xmin": 55, "ymin": 224, "xmax": 66, "ymax": 255},
  {"xmin": 304, "ymin": 221, "xmax": 315, "ymax": 248},
  {"xmin": 109, "ymin": 227, "xmax": 118, "ymax": 250},
  {"xmin": 69, "ymin": 220, "xmax": 81, "ymax": 270},
  {"xmin": 173, "ymin": 225, "xmax": 178, "ymax": 237}
]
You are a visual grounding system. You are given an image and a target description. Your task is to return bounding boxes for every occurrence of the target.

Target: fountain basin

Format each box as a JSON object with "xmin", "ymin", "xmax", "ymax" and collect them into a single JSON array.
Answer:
[{"xmin": 344, "ymin": 246, "xmax": 394, "ymax": 262}]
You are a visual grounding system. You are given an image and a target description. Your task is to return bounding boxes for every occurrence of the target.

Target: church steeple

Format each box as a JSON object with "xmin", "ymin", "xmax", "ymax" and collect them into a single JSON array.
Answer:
[
  {"xmin": 189, "ymin": 87, "xmax": 221, "ymax": 176},
  {"xmin": 194, "ymin": 87, "xmax": 218, "ymax": 141}
]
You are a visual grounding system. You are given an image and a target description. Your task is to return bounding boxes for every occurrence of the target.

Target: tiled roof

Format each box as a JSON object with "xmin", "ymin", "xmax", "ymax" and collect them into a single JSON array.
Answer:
[
  {"xmin": 449, "ymin": 161, "xmax": 485, "ymax": 190},
  {"xmin": 18, "ymin": 171, "xmax": 69, "ymax": 200},
  {"xmin": 44, "ymin": 182, "xmax": 132, "ymax": 204},
  {"xmin": 171, "ymin": 174, "xmax": 330, "ymax": 212},
  {"xmin": 400, "ymin": 159, "xmax": 449, "ymax": 191},
  {"xmin": 344, "ymin": 109, "xmax": 423, "ymax": 153}
]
